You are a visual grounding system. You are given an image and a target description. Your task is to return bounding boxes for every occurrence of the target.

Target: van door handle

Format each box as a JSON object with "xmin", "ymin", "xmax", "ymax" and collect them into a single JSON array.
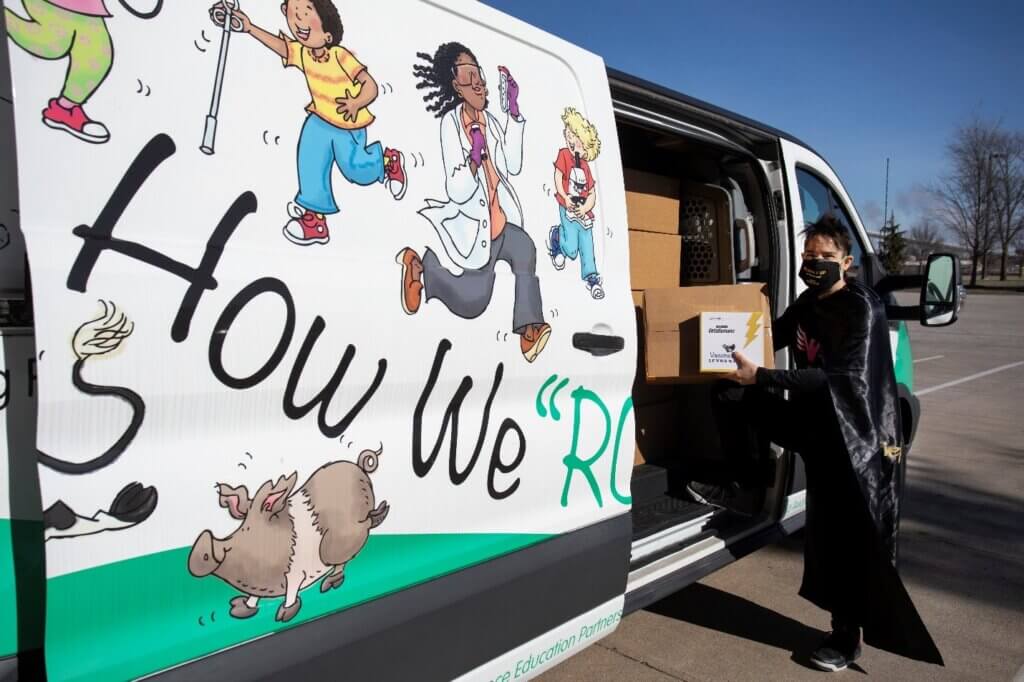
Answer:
[{"xmin": 573, "ymin": 332, "xmax": 625, "ymax": 356}]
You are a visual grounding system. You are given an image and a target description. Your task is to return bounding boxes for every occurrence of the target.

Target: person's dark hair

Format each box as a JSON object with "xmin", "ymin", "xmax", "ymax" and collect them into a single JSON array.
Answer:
[
  {"xmin": 413, "ymin": 42, "xmax": 477, "ymax": 118},
  {"xmin": 802, "ymin": 214, "xmax": 852, "ymax": 257},
  {"xmin": 305, "ymin": 0, "xmax": 344, "ymax": 47}
]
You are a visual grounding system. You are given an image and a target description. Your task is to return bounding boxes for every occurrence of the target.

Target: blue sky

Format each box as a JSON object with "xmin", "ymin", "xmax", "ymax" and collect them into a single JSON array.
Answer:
[{"xmin": 483, "ymin": 0, "xmax": 1024, "ymax": 238}]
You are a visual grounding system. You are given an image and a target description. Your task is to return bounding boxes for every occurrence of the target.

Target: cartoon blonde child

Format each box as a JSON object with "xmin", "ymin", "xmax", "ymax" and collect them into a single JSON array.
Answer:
[
  {"xmin": 5, "ymin": 0, "xmax": 116, "ymax": 144},
  {"xmin": 546, "ymin": 107, "xmax": 603, "ymax": 299},
  {"xmin": 209, "ymin": 0, "xmax": 407, "ymax": 246}
]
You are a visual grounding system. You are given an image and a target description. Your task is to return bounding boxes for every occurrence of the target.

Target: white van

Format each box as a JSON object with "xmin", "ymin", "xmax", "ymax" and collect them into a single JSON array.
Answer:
[{"xmin": 0, "ymin": 1, "xmax": 959, "ymax": 679}]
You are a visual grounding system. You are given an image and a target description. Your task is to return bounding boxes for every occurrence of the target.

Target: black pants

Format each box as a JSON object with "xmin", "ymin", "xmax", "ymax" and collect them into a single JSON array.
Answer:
[
  {"xmin": 422, "ymin": 223, "xmax": 544, "ymax": 334},
  {"xmin": 712, "ymin": 382, "xmax": 867, "ymax": 627}
]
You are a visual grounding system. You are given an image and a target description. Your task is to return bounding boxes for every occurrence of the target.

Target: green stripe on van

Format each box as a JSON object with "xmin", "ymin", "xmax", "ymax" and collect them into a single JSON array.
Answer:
[
  {"xmin": 45, "ymin": 532, "xmax": 551, "ymax": 682},
  {"xmin": 894, "ymin": 321, "xmax": 914, "ymax": 393},
  {"xmin": 0, "ymin": 518, "xmax": 45, "ymax": 658},
  {"xmin": 0, "ymin": 519, "xmax": 15, "ymax": 657}
]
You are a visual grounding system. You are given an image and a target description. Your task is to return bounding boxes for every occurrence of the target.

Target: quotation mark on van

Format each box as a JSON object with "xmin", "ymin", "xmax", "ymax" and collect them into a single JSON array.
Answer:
[{"xmin": 536, "ymin": 374, "xmax": 633, "ymax": 508}]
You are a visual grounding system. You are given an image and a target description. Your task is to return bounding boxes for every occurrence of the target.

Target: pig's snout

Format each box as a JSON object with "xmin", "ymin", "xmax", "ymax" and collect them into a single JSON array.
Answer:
[{"xmin": 188, "ymin": 529, "xmax": 225, "ymax": 577}]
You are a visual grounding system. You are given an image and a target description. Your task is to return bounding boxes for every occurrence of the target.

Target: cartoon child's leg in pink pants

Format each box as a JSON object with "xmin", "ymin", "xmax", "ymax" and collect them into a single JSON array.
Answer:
[{"xmin": 5, "ymin": 0, "xmax": 113, "ymax": 143}]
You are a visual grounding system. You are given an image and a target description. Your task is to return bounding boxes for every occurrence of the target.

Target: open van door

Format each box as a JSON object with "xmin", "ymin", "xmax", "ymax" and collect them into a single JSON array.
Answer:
[{"xmin": 3, "ymin": 1, "xmax": 637, "ymax": 679}]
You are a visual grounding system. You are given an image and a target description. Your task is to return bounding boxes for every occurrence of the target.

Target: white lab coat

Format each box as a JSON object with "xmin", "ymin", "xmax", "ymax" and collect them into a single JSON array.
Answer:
[{"xmin": 418, "ymin": 103, "xmax": 526, "ymax": 272}]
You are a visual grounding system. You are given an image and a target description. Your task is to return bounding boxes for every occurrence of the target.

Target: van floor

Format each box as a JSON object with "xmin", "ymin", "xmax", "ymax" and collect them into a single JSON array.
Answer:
[
  {"xmin": 629, "ymin": 463, "xmax": 764, "ymax": 568},
  {"xmin": 631, "ymin": 463, "xmax": 711, "ymax": 527}
]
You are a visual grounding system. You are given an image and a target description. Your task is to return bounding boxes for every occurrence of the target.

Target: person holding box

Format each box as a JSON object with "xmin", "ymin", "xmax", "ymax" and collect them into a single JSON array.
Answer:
[{"xmin": 689, "ymin": 215, "xmax": 942, "ymax": 672}]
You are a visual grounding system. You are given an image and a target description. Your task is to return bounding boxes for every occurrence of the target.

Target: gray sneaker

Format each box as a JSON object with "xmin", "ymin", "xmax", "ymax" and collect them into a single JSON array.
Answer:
[{"xmin": 810, "ymin": 629, "xmax": 862, "ymax": 672}]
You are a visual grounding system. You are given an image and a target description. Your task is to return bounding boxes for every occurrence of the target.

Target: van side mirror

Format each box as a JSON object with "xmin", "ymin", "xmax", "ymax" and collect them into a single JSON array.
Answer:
[
  {"xmin": 874, "ymin": 252, "xmax": 961, "ymax": 327},
  {"xmin": 921, "ymin": 253, "xmax": 960, "ymax": 327}
]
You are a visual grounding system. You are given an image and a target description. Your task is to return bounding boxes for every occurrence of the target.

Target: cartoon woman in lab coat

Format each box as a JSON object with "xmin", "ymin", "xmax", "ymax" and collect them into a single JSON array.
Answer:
[{"xmin": 397, "ymin": 42, "xmax": 551, "ymax": 363}]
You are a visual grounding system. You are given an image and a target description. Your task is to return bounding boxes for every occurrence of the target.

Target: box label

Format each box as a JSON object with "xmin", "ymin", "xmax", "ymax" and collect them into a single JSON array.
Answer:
[{"xmin": 700, "ymin": 312, "xmax": 764, "ymax": 373}]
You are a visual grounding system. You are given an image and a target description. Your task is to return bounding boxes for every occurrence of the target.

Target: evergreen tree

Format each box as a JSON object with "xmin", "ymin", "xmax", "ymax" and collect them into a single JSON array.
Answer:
[{"xmin": 879, "ymin": 212, "xmax": 908, "ymax": 274}]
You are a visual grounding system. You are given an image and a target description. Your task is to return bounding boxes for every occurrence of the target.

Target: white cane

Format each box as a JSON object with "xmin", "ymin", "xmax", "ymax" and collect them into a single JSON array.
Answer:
[{"xmin": 201, "ymin": 0, "xmax": 242, "ymax": 155}]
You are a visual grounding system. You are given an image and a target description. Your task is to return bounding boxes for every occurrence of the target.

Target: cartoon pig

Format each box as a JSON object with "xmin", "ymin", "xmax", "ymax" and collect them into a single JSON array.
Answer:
[{"xmin": 188, "ymin": 448, "xmax": 389, "ymax": 623}]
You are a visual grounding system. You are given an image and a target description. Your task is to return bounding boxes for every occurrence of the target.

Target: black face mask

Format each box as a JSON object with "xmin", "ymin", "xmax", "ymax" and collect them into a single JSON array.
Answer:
[{"xmin": 799, "ymin": 258, "xmax": 843, "ymax": 291}]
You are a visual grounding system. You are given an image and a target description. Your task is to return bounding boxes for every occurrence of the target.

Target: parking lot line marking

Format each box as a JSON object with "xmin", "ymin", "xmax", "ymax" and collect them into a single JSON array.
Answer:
[
  {"xmin": 917, "ymin": 360, "xmax": 1024, "ymax": 396},
  {"xmin": 913, "ymin": 355, "xmax": 944, "ymax": 364}
]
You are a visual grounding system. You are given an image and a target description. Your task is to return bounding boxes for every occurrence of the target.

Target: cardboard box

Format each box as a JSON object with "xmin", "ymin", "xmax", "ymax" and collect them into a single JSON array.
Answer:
[
  {"xmin": 699, "ymin": 311, "xmax": 766, "ymax": 373},
  {"xmin": 632, "ymin": 290, "xmax": 682, "ymax": 409},
  {"xmin": 625, "ymin": 168, "xmax": 681, "ymax": 234},
  {"xmin": 628, "ymin": 231, "xmax": 681, "ymax": 290},
  {"xmin": 642, "ymin": 284, "xmax": 774, "ymax": 384}
]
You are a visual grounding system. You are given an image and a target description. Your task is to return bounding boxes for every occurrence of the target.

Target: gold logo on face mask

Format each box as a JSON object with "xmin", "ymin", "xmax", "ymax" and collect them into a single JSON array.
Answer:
[{"xmin": 883, "ymin": 444, "xmax": 902, "ymax": 461}]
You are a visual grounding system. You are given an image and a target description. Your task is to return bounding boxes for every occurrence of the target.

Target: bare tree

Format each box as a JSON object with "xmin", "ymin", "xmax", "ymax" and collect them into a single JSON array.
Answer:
[
  {"xmin": 992, "ymin": 132, "xmax": 1024, "ymax": 280},
  {"xmin": 909, "ymin": 218, "xmax": 942, "ymax": 267},
  {"xmin": 932, "ymin": 120, "xmax": 1002, "ymax": 286}
]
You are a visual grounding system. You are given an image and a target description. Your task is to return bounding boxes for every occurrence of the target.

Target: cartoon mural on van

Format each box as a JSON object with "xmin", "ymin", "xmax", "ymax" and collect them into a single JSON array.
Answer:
[
  {"xmin": 3, "ymin": 0, "xmax": 163, "ymax": 144},
  {"xmin": 546, "ymin": 107, "xmax": 605, "ymax": 299},
  {"xmin": 188, "ymin": 447, "xmax": 389, "ymax": 623},
  {"xmin": 38, "ymin": 301, "xmax": 157, "ymax": 540},
  {"xmin": 398, "ymin": 43, "xmax": 550, "ymax": 363},
  {"xmin": 207, "ymin": 0, "xmax": 408, "ymax": 247}
]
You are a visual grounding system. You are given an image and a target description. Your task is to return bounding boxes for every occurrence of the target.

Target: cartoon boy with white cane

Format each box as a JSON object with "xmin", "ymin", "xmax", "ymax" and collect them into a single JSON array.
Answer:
[{"xmin": 208, "ymin": 0, "xmax": 408, "ymax": 247}]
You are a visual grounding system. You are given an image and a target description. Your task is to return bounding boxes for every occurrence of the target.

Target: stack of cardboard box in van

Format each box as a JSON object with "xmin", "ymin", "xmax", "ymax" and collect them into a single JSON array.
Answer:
[
  {"xmin": 626, "ymin": 168, "xmax": 686, "ymax": 466},
  {"xmin": 625, "ymin": 169, "xmax": 773, "ymax": 465}
]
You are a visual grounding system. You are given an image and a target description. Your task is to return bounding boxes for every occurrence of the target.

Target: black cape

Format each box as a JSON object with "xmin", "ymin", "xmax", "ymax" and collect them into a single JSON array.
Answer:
[{"xmin": 780, "ymin": 280, "xmax": 943, "ymax": 665}]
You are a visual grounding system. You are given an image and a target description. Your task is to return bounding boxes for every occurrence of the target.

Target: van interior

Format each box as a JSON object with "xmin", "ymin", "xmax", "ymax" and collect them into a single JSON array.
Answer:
[{"xmin": 617, "ymin": 117, "xmax": 782, "ymax": 566}]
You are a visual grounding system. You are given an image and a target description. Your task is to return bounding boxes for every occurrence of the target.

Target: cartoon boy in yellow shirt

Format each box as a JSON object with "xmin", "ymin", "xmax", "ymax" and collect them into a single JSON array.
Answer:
[{"xmin": 209, "ymin": 0, "xmax": 407, "ymax": 246}]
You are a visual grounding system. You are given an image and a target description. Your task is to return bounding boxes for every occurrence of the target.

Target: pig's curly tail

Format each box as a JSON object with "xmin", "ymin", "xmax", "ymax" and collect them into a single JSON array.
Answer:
[{"xmin": 358, "ymin": 445, "xmax": 383, "ymax": 474}]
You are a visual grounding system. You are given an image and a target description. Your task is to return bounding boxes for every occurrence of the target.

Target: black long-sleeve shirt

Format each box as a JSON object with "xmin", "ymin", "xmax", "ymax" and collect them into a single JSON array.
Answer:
[{"xmin": 755, "ymin": 293, "xmax": 829, "ymax": 393}]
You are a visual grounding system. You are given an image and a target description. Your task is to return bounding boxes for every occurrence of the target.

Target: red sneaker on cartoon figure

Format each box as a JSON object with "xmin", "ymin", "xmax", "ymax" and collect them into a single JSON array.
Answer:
[
  {"xmin": 41, "ymin": 99, "xmax": 110, "ymax": 144},
  {"xmin": 282, "ymin": 207, "xmax": 330, "ymax": 246},
  {"xmin": 384, "ymin": 148, "xmax": 407, "ymax": 201}
]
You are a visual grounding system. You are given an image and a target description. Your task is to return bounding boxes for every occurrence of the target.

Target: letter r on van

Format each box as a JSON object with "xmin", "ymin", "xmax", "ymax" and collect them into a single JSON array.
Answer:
[{"xmin": 560, "ymin": 386, "xmax": 611, "ymax": 508}]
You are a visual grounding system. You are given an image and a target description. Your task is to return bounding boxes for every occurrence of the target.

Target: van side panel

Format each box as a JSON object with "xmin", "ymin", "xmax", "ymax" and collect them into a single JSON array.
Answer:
[{"xmin": 4, "ymin": 1, "xmax": 635, "ymax": 678}]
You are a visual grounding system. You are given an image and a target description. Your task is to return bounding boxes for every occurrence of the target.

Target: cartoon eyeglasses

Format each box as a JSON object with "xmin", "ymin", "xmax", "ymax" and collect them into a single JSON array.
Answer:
[{"xmin": 453, "ymin": 62, "xmax": 486, "ymax": 86}]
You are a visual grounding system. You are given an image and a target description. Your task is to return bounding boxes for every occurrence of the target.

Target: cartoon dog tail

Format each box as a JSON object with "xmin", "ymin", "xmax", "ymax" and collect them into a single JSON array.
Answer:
[{"xmin": 357, "ymin": 445, "xmax": 383, "ymax": 474}]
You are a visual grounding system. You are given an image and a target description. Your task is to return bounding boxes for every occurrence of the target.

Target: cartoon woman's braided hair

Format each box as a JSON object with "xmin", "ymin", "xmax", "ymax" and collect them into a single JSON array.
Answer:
[{"xmin": 413, "ymin": 42, "xmax": 476, "ymax": 118}]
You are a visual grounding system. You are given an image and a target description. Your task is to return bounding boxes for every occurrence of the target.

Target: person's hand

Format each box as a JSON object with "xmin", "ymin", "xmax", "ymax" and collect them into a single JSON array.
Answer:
[
  {"xmin": 335, "ymin": 95, "xmax": 360, "ymax": 122},
  {"xmin": 209, "ymin": 1, "xmax": 250, "ymax": 33},
  {"xmin": 468, "ymin": 123, "xmax": 487, "ymax": 167},
  {"xmin": 725, "ymin": 350, "xmax": 759, "ymax": 386}
]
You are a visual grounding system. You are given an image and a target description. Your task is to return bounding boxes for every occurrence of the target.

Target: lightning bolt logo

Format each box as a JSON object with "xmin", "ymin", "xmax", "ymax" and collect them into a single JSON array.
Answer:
[{"xmin": 744, "ymin": 312, "xmax": 762, "ymax": 348}]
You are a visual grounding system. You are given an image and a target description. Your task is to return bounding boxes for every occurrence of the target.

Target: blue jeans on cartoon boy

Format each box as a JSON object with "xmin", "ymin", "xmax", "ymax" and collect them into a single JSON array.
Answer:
[
  {"xmin": 557, "ymin": 205, "xmax": 598, "ymax": 280},
  {"xmin": 296, "ymin": 114, "xmax": 385, "ymax": 214}
]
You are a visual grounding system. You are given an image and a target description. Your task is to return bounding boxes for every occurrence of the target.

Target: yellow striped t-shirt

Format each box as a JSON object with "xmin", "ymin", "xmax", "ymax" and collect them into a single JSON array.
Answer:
[{"xmin": 282, "ymin": 36, "xmax": 375, "ymax": 130}]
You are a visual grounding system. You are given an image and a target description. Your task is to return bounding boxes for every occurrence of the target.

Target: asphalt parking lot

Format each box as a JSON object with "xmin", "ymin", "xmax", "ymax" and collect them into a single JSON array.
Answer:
[{"xmin": 540, "ymin": 291, "xmax": 1024, "ymax": 681}]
